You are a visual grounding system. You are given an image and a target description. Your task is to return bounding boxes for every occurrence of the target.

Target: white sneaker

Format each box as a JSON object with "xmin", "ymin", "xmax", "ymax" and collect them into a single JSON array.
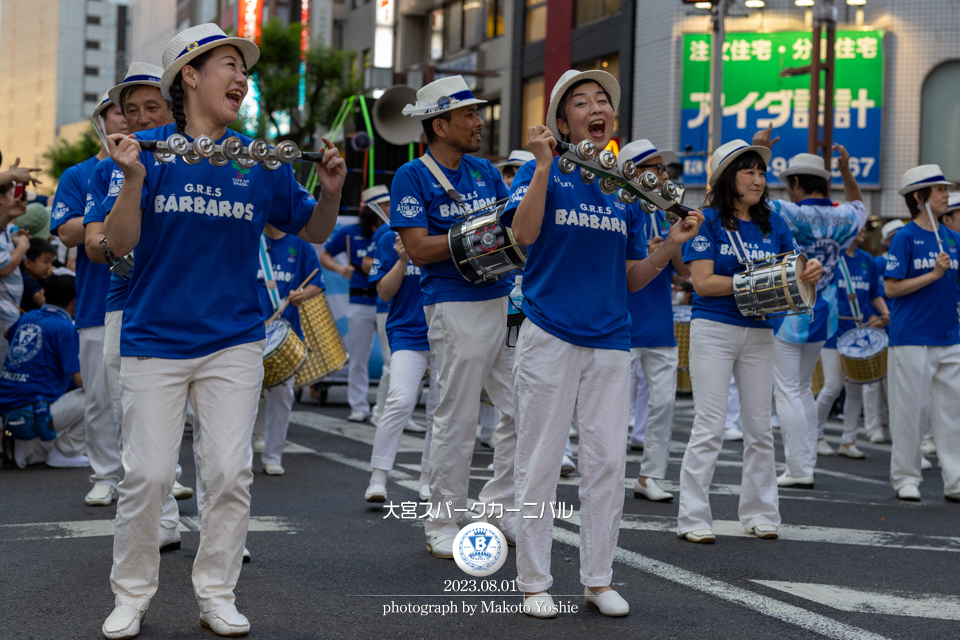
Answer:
[
  {"xmin": 816, "ymin": 439, "xmax": 835, "ymax": 456},
  {"xmin": 897, "ymin": 484, "xmax": 921, "ymax": 501},
  {"xmin": 45, "ymin": 448, "xmax": 90, "ymax": 468},
  {"xmin": 252, "ymin": 435, "xmax": 265, "ymax": 453},
  {"xmin": 369, "ymin": 414, "xmax": 379, "ymax": 428},
  {"xmin": 922, "ymin": 456, "xmax": 933, "ymax": 470},
  {"xmin": 418, "ymin": 485, "xmax": 431, "ymax": 502},
  {"xmin": 868, "ymin": 431, "xmax": 887, "ymax": 444},
  {"xmin": 347, "ymin": 410, "xmax": 370, "ymax": 423},
  {"xmin": 199, "ymin": 603, "xmax": 250, "ymax": 636},
  {"xmin": 426, "ymin": 533, "xmax": 456, "ymax": 558},
  {"xmin": 102, "ymin": 604, "xmax": 146, "ymax": 640},
  {"xmin": 569, "ymin": 425, "xmax": 578, "ymax": 439},
  {"xmin": 682, "ymin": 529, "xmax": 716, "ymax": 543},
  {"xmin": 777, "ymin": 472, "xmax": 814, "ymax": 488},
  {"xmin": 752, "ymin": 524, "xmax": 779, "ymax": 539},
  {"xmin": 921, "ymin": 436, "xmax": 937, "ymax": 456},
  {"xmin": 560, "ymin": 455, "xmax": 576, "ymax": 476},
  {"xmin": 264, "ymin": 463, "xmax": 285, "ymax": 476},
  {"xmin": 159, "ymin": 525, "xmax": 181, "ymax": 552},
  {"xmin": 584, "ymin": 587, "xmax": 629, "ymax": 617},
  {"xmin": 365, "ymin": 484, "xmax": 387, "ymax": 503},
  {"xmin": 486, "ymin": 462, "xmax": 494, "ymax": 471},
  {"xmin": 722, "ymin": 429, "xmax": 743, "ymax": 442},
  {"xmin": 523, "ymin": 593, "xmax": 558, "ymax": 618},
  {"xmin": 404, "ymin": 419, "xmax": 427, "ymax": 433},
  {"xmin": 837, "ymin": 444, "xmax": 866, "ymax": 459},
  {"xmin": 633, "ymin": 477, "xmax": 673, "ymax": 502},
  {"xmin": 171, "ymin": 481, "xmax": 193, "ymax": 500},
  {"xmin": 86, "ymin": 482, "xmax": 118, "ymax": 506}
]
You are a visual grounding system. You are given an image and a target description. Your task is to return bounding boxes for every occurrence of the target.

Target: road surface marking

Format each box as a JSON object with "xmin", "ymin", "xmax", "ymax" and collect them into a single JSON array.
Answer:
[{"xmin": 753, "ymin": 581, "xmax": 960, "ymax": 621}]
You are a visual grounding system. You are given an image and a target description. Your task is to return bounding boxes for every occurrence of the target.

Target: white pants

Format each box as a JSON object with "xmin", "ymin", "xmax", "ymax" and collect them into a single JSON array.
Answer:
[
  {"xmin": 372, "ymin": 312, "xmax": 391, "ymax": 424},
  {"xmin": 370, "ymin": 349, "xmax": 439, "ymax": 473},
  {"xmin": 725, "ymin": 375, "xmax": 741, "ymax": 430},
  {"xmin": 105, "ymin": 310, "xmax": 182, "ymax": 529},
  {"xmin": 888, "ymin": 344, "xmax": 960, "ymax": 494},
  {"xmin": 679, "ymin": 320, "xmax": 780, "ymax": 534},
  {"xmin": 345, "ymin": 303, "xmax": 377, "ymax": 414},
  {"xmin": 254, "ymin": 378, "xmax": 296, "ymax": 467},
  {"xmin": 864, "ymin": 377, "xmax": 888, "ymax": 438},
  {"xmin": 773, "ymin": 338, "xmax": 825, "ymax": 479},
  {"xmin": 477, "ymin": 398, "xmax": 497, "ymax": 441},
  {"xmin": 80, "ymin": 325, "xmax": 122, "ymax": 488},
  {"xmin": 815, "ymin": 348, "xmax": 863, "ymax": 444},
  {"xmin": 111, "ymin": 341, "xmax": 263, "ymax": 611},
  {"xmin": 631, "ymin": 346, "xmax": 679, "ymax": 480},
  {"xmin": 423, "ymin": 298, "xmax": 516, "ymax": 537},
  {"xmin": 514, "ymin": 321, "xmax": 629, "ymax": 592},
  {"xmin": 629, "ymin": 351, "xmax": 648, "ymax": 441},
  {"xmin": 17, "ymin": 388, "xmax": 87, "ymax": 465}
]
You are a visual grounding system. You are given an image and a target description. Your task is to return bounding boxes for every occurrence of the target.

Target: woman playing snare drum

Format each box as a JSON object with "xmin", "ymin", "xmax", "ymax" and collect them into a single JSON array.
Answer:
[{"xmin": 677, "ymin": 140, "xmax": 822, "ymax": 543}]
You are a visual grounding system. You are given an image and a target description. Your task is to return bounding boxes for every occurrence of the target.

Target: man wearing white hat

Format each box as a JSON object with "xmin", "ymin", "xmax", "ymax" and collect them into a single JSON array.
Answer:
[
  {"xmin": 617, "ymin": 139, "xmax": 688, "ymax": 503},
  {"xmin": 391, "ymin": 75, "xmax": 518, "ymax": 558},
  {"xmin": 496, "ymin": 150, "xmax": 535, "ymax": 188},
  {"xmin": 884, "ymin": 164, "xmax": 960, "ymax": 502},
  {"xmin": 50, "ymin": 93, "xmax": 128, "ymax": 507},
  {"xmin": 752, "ymin": 127, "xmax": 867, "ymax": 489}
]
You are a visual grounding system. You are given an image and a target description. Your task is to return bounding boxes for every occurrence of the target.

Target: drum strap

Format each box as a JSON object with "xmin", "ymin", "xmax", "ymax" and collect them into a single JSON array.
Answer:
[
  {"xmin": 259, "ymin": 235, "xmax": 282, "ymax": 312},
  {"xmin": 837, "ymin": 255, "xmax": 863, "ymax": 325},
  {"xmin": 723, "ymin": 227, "xmax": 752, "ymax": 266},
  {"xmin": 419, "ymin": 153, "xmax": 465, "ymax": 213}
]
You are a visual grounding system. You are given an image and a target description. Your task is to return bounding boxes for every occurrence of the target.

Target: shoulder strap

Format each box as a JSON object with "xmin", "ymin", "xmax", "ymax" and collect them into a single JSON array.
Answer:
[
  {"xmin": 418, "ymin": 153, "xmax": 464, "ymax": 208},
  {"xmin": 723, "ymin": 226, "xmax": 751, "ymax": 266},
  {"xmin": 837, "ymin": 254, "xmax": 862, "ymax": 324},
  {"xmin": 259, "ymin": 235, "xmax": 281, "ymax": 312}
]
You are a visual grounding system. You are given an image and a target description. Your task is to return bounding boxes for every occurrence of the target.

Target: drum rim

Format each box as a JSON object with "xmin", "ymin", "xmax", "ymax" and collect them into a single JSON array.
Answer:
[
  {"xmin": 264, "ymin": 318, "xmax": 294, "ymax": 357},
  {"xmin": 794, "ymin": 254, "xmax": 815, "ymax": 308},
  {"xmin": 836, "ymin": 325, "xmax": 889, "ymax": 358}
]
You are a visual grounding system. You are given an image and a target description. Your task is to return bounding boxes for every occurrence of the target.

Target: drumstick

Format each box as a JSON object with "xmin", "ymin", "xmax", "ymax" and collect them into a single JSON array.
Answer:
[
  {"xmin": 265, "ymin": 268, "xmax": 320, "ymax": 325},
  {"xmin": 926, "ymin": 203, "xmax": 944, "ymax": 253}
]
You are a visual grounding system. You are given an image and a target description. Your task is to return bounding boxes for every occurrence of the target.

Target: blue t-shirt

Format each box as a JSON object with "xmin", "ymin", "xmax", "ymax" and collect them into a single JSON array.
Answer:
[
  {"xmin": 769, "ymin": 197, "xmax": 866, "ymax": 344},
  {"xmin": 368, "ymin": 229, "xmax": 429, "ymax": 352},
  {"xmin": 19, "ymin": 269, "xmax": 42, "ymax": 312},
  {"xmin": 116, "ymin": 124, "xmax": 317, "ymax": 358},
  {"xmin": 502, "ymin": 157, "xmax": 647, "ymax": 350},
  {"xmin": 50, "ymin": 155, "xmax": 112, "ymax": 329},
  {"xmin": 84, "ymin": 158, "xmax": 130, "ymax": 314},
  {"xmin": 257, "ymin": 233, "xmax": 324, "ymax": 339},
  {"xmin": 824, "ymin": 248, "xmax": 882, "ymax": 349},
  {"xmin": 885, "ymin": 221, "xmax": 960, "ymax": 347},
  {"xmin": 682, "ymin": 207, "xmax": 799, "ymax": 330},
  {"xmin": 370, "ymin": 223, "xmax": 391, "ymax": 313},
  {"xmin": 628, "ymin": 211, "xmax": 677, "ymax": 349},
  {"xmin": 0, "ymin": 305, "xmax": 80, "ymax": 412},
  {"xmin": 389, "ymin": 151, "xmax": 511, "ymax": 305},
  {"xmin": 324, "ymin": 223, "xmax": 378, "ymax": 305}
]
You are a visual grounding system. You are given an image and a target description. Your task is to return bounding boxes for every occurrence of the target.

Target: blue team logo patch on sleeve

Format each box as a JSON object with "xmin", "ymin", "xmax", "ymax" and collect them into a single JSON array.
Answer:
[
  {"xmin": 510, "ymin": 186, "xmax": 528, "ymax": 203},
  {"xmin": 398, "ymin": 196, "xmax": 423, "ymax": 219},
  {"xmin": 108, "ymin": 169, "xmax": 125, "ymax": 197},
  {"xmin": 7, "ymin": 324, "xmax": 43, "ymax": 368},
  {"xmin": 83, "ymin": 193, "xmax": 94, "ymax": 215},
  {"xmin": 885, "ymin": 255, "xmax": 900, "ymax": 271},
  {"xmin": 51, "ymin": 201, "xmax": 68, "ymax": 221},
  {"xmin": 692, "ymin": 236, "xmax": 711, "ymax": 252}
]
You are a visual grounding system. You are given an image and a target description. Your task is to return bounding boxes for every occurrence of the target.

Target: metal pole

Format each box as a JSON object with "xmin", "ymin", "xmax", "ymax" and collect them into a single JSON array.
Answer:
[
  {"xmin": 821, "ymin": 1, "xmax": 837, "ymax": 165},
  {"xmin": 708, "ymin": 0, "xmax": 729, "ymax": 166},
  {"xmin": 807, "ymin": 14, "xmax": 821, "ymax": 155}
]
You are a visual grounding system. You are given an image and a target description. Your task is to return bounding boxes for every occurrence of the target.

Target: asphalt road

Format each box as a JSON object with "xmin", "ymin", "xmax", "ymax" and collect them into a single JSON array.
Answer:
[{"xmin": 2, "ymin": 385, "xmax": 958, "ymax": 640}]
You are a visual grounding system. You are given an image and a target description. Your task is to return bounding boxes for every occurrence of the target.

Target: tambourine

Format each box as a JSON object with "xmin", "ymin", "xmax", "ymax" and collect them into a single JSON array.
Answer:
[{"xmin": 116, "ymin": 134, "xmax": 327, "ymax": 172}]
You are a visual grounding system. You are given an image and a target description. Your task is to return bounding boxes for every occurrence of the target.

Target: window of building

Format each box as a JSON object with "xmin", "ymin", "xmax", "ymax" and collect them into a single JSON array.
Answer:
[
  {"xmin": 85, "ymin": 15, "xmax": 101, "ymax": 25},
  {"xmin": 921, "ymin": 61, "xmax": 960, "ymax": 182},
  {"xmin": 430, "ymin": 10, "xmax": 444, "ymax": 60},
  {"xmin": 84, "ymin": 66, "xmax": 99, "ymax": 76},
  {"xmin": 575, "ymin": 0, "xmax": 619, "ymax": 26},
  {"xmin": 521, "ymin": 75, "xmax": 544, "ymax": 148},
  {"xmin": 479, "ymin": 100, "xmax": 501, "ymax": 157},
  {"xmin": 84, "ymin": 92, "xmax": 99, "ymax": 102},
  {"xmin": 485, "ymin": 0, "xmax": 503, "ymax": 39},
  {"xmin": 525, "ymin": 0, "xmax": 546, "ymax": 43},
  {"xmin": 576, "ymin": 54, "xmax": 621, "ymax": 133},
  {"xmin": 85, "ymin": 40, "xmax": 101, "ymax": 50},
  {"xmin": 445, "ymin": 0, "xmax": 463, "ymax": 54},
  {"xmin": 463, "ymin": 0, "xmax": 483, "ymax": 48}
]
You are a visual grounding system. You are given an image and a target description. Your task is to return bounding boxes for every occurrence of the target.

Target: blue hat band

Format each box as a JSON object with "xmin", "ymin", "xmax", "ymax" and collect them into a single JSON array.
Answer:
[
  {"xmin": 632, "ymin": 148, "xmax": 660, "ymax": 164},
  {"xmin": 123, "ymin": 74, "xmax": 161, "ymax": 84},
  {"xmin": 422, "ymin": 89, "xmax": 477, "ymax": 115},
  {"xmin": 177, "ymin": 34, "xmax": 228, "ymax": 60},
  {"xmin": 909, "ymin": 174, "xmax": 948, "ymax": 187}
]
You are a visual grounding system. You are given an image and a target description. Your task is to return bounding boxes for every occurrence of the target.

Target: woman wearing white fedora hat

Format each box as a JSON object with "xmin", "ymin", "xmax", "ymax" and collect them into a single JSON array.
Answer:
[
  {"xmin": 505, "ymin": 69, "xmax": 703, "ymax": 619},
  {"xmin": 100, "ymin": 23, "xmax": 345, "ymax": 639},
  {"xmin": 884, "ymin": 164, "xmax": 960, "ymax": 503},
  {"xmin": 678, "ymin": 138, "xmax": 822, "ymax": 544}
]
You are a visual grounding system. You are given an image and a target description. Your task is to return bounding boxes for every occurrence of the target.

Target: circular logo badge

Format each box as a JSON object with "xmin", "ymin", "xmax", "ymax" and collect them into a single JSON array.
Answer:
[
  {"xmin": 437, "ymin": 96, "xmax": 451, "ymax": 111},
  {"xmin": 692, "ymin": 235, "xmax": 710, "ymax": 253},
  {"xmin": 453, "ymin": 523, "xmax": 508, "ymax": 577}
]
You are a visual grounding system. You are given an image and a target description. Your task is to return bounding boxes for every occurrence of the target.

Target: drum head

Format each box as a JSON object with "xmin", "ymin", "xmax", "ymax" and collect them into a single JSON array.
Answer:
[
  {"xmin": 264, "ymin": 318, "xmax": 291, "ymax": 356},
  {"xmin": 672, "ymin": 305, "xmax": 692, "ymax": 324},
  {"xmin": 837, "ymin": 326, "xmax": 888, "ymax": 359},
  {"xmin": 795, "ymin": 254, "xmax": 816, "ymax": 307}
]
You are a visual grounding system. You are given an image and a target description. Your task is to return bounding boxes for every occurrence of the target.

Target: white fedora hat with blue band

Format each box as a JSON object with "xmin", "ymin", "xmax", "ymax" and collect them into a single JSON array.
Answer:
[
  {"xmin": 361, "ymin": 185, "xmax": 390, "ymax": 205},
  {"xmin": 160, "ymin": 23, "xmax": 260, "ymax": 100},
  {"xmin": 618, "ymin": 139, "xmax": 677, "ymax": 170},
  {"xmin": 496, "ymin": 150, "xmax": 535, "ymax": 169},
  {"xmin": 948, "ymin": 192, "xmax": 960, "ymax": 213},
  {"xmin": 898, "ymin": 164, "xmax": 956, "ymax": 196},
  {"xmin": 109, "ymin": 62, "xmax": 164, "ymax": 109},
  {"xmin": 92, "ymin": 91, "xmax": 113, "ymax": 118},
  {"xmin": 402, "ymin": 76, "xmax": 487, "ymax": 120},
  {"xmin": 778, "ymin": 152, "xmax": 832, "ymax": 180},
  {"xmin": 709, "ymin": 139, "xmax": 772, "ymax": 186}
]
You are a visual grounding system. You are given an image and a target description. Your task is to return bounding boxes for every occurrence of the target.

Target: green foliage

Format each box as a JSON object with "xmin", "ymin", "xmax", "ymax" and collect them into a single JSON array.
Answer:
[
  {"xmin": 253, "ymin": 18, "xmax": 362, "ymax": 151},
  {"xmin": 44, "ymin": 125, "xmax": 101, "ymax": 180}
]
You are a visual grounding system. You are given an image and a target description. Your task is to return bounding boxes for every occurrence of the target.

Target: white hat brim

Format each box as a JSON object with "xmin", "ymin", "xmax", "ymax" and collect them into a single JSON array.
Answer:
[
  {"xmin": 629, "ymin": 149, "xmax": 678, "ymax": 168},
  {"xmin": 546, "ymin": 70, "xmax": 621, "ymax": 140},
  {"xmin": 402, "ymin": 98, "xmax": 488, "ymax": 121},
  {"xmin": 898, "ymin": 179, "xmax": 957, "ymax": 196},
  {"xmin": 778, "ymin": 166, "xmax": 832, "ymax": 181},
  {"xmin": 160, "ymin": 36, "xmax": 260, "ymax": 99},
  {"xmin": 109, "ymin": 80, "xmax": 162, "ymax": 110},
  {"xmin": 709, "ymin": 145, "xmax": 772, "ymax": 186}
]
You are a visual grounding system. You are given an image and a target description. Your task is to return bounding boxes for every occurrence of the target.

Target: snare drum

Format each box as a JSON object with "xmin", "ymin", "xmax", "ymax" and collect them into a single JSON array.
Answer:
[
  {"xmin": 733, "ymin": 253, "xmax": 816, "ymax": 318},
  {"xmin": 448, "ymin": 203, "xmax": 527, "ymax": 284},
  {"xmin": 263, "ymin": 318, "xmax": 308, "ymax": 389},
  {"xmin": 294, "ymin": 293, "xmax": 348, "ymax": 389},
  {"xmin": 837, "ymin": 326, "xmax": 888, "ymax": 384}
]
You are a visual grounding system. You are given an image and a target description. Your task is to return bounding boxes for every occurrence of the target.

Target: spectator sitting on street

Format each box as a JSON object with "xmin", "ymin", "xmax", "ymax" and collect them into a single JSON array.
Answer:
[
  {"xmin": 20, "ymin": 238, "xmax": 57, "ymax": 312},
  {"xmin": 0, "ymin": 274, "xmax": 88, "ymax": 469}
]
